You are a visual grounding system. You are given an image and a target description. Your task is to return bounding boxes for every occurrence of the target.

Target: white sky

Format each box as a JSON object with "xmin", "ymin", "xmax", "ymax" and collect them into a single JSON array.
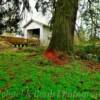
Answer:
[{"xmin": 20, "ymin": 0, "xmax": 51, "ymax": 27}]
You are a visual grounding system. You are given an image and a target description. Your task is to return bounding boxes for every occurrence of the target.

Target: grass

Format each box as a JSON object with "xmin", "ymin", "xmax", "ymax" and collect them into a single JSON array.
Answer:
[{"xmin": 0, "ymin": 47, "xmax": 100, "ymax": 100}]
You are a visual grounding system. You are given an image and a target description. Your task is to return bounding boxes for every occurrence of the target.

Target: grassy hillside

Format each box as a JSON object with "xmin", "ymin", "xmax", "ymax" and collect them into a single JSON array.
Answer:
[{"xmin": 0, "ymin": 48, "xmax": 100, "ymax": 100}]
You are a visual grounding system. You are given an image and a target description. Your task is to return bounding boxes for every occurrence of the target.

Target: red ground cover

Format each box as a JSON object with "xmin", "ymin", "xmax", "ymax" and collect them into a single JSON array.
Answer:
[
  {"xmin": 44, "ymin": 49, "xmax": 69, "ymax": 65},
  {"xmin": 44, "ymin": 49, "xmax": 100, "ymax": 70}
]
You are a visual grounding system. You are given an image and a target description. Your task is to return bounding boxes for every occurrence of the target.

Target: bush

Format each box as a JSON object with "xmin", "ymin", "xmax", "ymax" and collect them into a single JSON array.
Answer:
[{"xmin": 75, "ymin": 44, "xmax": 100, "ymax": 62}]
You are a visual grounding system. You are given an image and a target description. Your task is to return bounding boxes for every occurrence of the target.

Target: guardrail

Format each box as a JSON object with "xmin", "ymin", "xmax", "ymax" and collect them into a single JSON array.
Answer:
[{"xmin": 0, "ymin": 36, "xmax": 40, "ymax": 47}]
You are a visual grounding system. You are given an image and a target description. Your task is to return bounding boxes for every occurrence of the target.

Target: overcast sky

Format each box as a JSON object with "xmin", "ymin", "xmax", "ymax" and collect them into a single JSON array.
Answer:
[{"xmin": 20, "ymin": 0, "xmax": 51, "ymax": 27}]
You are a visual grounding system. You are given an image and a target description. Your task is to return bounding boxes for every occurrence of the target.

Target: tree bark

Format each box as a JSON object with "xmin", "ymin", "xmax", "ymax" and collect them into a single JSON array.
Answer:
[{"xmin": 48, "ymin": 0, "xmax": 79, "ymax": 54}]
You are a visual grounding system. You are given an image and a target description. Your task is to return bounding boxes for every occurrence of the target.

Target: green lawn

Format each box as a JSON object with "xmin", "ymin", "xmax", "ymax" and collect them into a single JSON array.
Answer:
[{"xmin": 0, "ymin": 48, "xmax": 100, "ymax": 100}]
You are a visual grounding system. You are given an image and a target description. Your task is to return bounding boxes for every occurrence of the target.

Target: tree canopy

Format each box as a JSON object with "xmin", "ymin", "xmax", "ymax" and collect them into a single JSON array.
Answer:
[
  {"xmin": 0, "ymin": 0, "xmax": 30, "ymax": 34},
  {"xmin": 76, "ymin": 0, "xmax": 100, "ymax": 39}
]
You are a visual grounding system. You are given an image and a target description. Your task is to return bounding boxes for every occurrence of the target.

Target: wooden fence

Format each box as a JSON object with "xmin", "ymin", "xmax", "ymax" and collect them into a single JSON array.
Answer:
[{"xmin": 0, "ymin": 36, "xmax": 40, "ymax": 47}]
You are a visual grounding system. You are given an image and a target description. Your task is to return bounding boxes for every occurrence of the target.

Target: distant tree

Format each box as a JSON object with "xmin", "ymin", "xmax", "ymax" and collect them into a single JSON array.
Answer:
[
  {"xmin": 0, "ymin": 0, "xmax": 30, "ymax": 34},
  {"xmin": 78, "ymin": 0, "xmax": 100, "ymax": 39}
]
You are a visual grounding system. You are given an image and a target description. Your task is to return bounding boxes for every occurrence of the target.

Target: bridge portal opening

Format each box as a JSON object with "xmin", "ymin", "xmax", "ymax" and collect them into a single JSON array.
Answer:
[{"xmin": 27, "ymin": 28, "xmax": 40, "ymax": 39}]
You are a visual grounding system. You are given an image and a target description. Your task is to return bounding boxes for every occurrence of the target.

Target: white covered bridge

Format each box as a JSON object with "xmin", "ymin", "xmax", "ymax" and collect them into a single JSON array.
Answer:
[{"xmin": 22, "ymin": 19, "xmax": 52, "ymax": 46}]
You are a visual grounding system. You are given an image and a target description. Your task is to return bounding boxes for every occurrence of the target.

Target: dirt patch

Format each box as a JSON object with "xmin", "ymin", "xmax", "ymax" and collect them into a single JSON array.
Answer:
[
  {"xmin": 82, "ymin": 60, "xmax": 100, "ymax": 71},
  {"xmin": 27, "ymin": 52, "xmax": 37, "ymax": 58},
  {"xmin": 22, "ymin": 79, "xmax": 33, "ymax": 86},
  {"xmin": 0, "ymin": 41, "xmax": 12, "ymax": 51},
  {"xmin": 0, "ymin": 82, "xmax": 11, "ymax": 93},
  {"xmin": 6, "ymin": 69, "xmax": 15, "ymax": 80}
]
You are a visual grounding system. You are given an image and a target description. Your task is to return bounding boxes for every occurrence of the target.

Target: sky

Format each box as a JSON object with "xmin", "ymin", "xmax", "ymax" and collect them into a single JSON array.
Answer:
[{"xmin": 20, "ymin": 0, "xmax": 51, "ymax": 27}]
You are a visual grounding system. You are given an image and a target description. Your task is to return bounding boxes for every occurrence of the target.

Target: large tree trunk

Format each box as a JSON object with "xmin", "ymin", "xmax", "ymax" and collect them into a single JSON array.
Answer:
[{"xmin": 48, "ymin": 0, "xmax": 79, "ymax": 54}]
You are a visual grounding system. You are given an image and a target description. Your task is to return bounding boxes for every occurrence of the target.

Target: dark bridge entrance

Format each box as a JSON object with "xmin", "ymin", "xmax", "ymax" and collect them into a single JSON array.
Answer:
[{"xmin": 27, "ymin": 28, "xmax": 40, "ymax": 39}]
